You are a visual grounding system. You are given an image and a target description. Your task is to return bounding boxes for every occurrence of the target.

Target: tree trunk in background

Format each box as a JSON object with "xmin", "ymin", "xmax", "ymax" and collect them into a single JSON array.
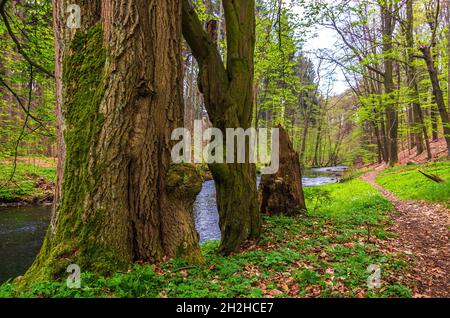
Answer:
[
  {"xmin": 182, "ymin": 0, "xmax": 261, "ymax": 254},
  {"xmin": 25, "ymin": 0, "xmax": 202, "ymax": 282},
  {"xmin": 420, "ymin": 44, "xmax": 450, "ymax": 155},
  {"xmin": 405, "ymin": 0, "xmax": 429, "ymax": 157},
  {"xmin": 372, "ymin": 121, "xmax": 383, "ymax": 163},
  {"xmin": 299, "ymin": 104, "xmax": 311, "ymax": 166},
  {"xmin": 431, "ymin": 101, "xmax": 439, "ymax": 141},
  {"xmin": 447, "ymin": 0, "xmax": 450, "ymax": 114},
  {"xmin": 312, "ymin": 116, "xmax": 322, "ymax": 167},
  {"xmin": 381, "ymin": 0, "xmax": 398, "ymax": 165},
  {"xmin": 259, "ymin": 125, "xmax": 306, "ymax": 216}
]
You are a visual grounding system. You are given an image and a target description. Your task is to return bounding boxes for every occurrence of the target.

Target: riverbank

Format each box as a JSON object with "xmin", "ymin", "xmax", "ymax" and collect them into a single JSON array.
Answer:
[
  {"xmin": 0, "ymin": 178, "xmax": 413, "ymax": 298},
  {"xmin": 0, "ymin": 159, "xmax": 343, "ymax": 206},
  {"xmin": 0, "ymin": 160, "xmax": 55, "ymax": 206}
]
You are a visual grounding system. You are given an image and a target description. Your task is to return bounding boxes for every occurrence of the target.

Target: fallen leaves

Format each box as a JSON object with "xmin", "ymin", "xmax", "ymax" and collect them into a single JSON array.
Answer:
[{"xmin": 362, "ymin": 168, "xmax": 450, "ymax": 297}]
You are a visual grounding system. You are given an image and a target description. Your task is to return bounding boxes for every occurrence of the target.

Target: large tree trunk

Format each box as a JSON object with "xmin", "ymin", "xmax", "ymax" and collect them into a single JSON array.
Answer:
[
  {"xmin": 25, "ymin": 0, "xmax": 202, "ymax": 282},
  {"xmin": 182, "ymin": 0, "xmax": 261, "ymax": 254}
]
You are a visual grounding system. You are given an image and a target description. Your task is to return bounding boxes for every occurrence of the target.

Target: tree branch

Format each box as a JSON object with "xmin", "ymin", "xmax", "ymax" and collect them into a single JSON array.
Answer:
[
  {"xmin": 181, "ymin": 0, "xmax": 229, "ymax": 124},
  {"xmin": 0, "ymin": 76, "xmax": 50, "ymax": 132},
  {"xmin": 0, "ymin": 0, "xmax": 54, "ymax": 78}
]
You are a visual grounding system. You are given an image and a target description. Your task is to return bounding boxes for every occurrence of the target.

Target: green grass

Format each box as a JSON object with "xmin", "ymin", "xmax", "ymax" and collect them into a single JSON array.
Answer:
[
  {"xmin": 0, "ymin": 162, "xmax": 56, "ymax": 203},
  {"xmin": 339, "ymin": 167, "xmax": 373, "ymax": 183},
  {"xmin": 376, "ymin": 161, "xmax": 450, "ymax": 206},
  {"xmin": 0, "ymin": 179, "xmax": 412, "ymax": 298}
]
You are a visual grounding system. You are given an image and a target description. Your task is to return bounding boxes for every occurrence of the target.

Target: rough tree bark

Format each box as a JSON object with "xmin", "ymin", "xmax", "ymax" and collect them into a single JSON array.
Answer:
[
  {"xmin": 182, "ymin": 0, "xmax": 261, "ymax": 254},
  {"xmin": 25, "ymin": 0, "xmax": 202, "ymax": 282},
  {"xmin": 259, "ymin": 125, "xmax": 306, "ymax": 216}
]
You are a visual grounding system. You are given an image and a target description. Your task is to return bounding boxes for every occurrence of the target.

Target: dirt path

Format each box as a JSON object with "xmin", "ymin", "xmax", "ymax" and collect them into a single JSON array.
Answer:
[{"xmin": 361, "ymin": 166, "xmax": 449, "ymax": 298}]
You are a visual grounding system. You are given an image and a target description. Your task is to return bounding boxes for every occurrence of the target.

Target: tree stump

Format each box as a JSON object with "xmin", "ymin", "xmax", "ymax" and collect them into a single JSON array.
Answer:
[{"xmin": 259, "ymin": 125, "xmax": 306, "ymax": 216}]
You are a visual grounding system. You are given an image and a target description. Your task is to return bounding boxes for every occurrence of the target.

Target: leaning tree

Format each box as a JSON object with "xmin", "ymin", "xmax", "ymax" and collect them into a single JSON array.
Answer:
[
  {"xmin": 182, "ymin": 0, "xmax": 262, "ymax": 254},
  {"xmin": 25, "ymin": 0, "xmax": 202, "ymax": 282}
]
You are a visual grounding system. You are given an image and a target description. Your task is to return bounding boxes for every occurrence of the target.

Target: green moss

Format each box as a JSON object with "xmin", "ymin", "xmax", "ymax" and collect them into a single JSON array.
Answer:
[
  {"xmin": 166, "ymin": 163, "xmax": 203, "ymax": 198},
  {"xmin": 23, "ymin": 25, "xmax": 129, "ymax": 283},
  {"xmin": 60, "ymin": 24, "xmax": 106, "ymax": 228}
]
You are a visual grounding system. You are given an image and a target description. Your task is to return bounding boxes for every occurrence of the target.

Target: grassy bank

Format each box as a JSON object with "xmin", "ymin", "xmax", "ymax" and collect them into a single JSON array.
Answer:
[
  {"xmin": 376, "ymin": 161, "xmax": 450, "ymax": 207},
  {"xmin": 0, "ymin": 160, "xmax": 56, "ymax": 204},
  {"xmin": 0, "ymin": 179, "xmax": 412, "ymax": 298}
]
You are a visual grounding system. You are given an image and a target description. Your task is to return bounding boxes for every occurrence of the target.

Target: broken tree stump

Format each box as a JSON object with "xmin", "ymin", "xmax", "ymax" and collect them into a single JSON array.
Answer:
[{"xmin": 259, "ymin": 125, "xmax": 306, "ymax": 216}]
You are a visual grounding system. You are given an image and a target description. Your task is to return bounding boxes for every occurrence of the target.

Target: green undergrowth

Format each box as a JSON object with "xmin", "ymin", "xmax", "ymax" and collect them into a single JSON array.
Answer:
[
  {"xmin": 0, "ymin": 179, "xmax": 412, "ymax": 298},
  {"xmin": 339, "ymin": 167, "xmax": 373, "ymax": 183},
  {"xmin": 376, "ymin": 161, "xmax": 450, "ymax": 206},
  {"xmin": 0, "ymin": 162, "xmax": 56, "ymax": 203}
]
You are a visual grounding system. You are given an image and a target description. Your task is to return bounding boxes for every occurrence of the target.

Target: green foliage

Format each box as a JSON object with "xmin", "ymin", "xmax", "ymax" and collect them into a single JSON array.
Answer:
[
  {"xmin": 340, "ymin": 167, "xmax": 373, "ymax": 183},
  {"xmin": 377, "ymin": 161, "xmax": 450, "ymax": 207},
  {"xmin": 255, "ymin": 0, "xmax": 319, "ymax": 128},
  {"xmin": 0, "ymin": 0, "xmax": 55, "ymax": 159},
  {"xmin": 0, "ymin": 179, "xmax": 412, "ymax": 298},
  {"xmin": 304, "ymin": 187, "xmax": 332, "ymax": 211},
  {"xmin": 304, "ymin": 179, "xmax": 392, "ymax": 225},
  {"xmin": 0, "ymin": 161, "xmax": 55, "ymax": 202}
]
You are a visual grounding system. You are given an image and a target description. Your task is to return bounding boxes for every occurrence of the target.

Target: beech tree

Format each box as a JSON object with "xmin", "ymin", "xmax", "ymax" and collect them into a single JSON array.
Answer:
[
  {"xmin": 25, "ymin": 0, "xmax": 202, "ymax": 281},
  {"xmin": 182, "ymin": 0, "xmax": 261, "ymax": 254},
  {"xmin": 380, "ymin": 0, "xmax": 399, "ymax": 165},
  {"xmin": 417, "ymin": 0, "xmax": 450, "ymax": 156}
]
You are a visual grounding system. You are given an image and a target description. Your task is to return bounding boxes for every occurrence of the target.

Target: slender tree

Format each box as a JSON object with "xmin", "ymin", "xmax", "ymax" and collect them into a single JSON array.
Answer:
[
  {"xmin": 405, "ymin": 0, "xmax": 431, "ymax": 158},
  {"xmin": 380, "ymin": 0, "xmax": 399, "ymax": 165},
  {"xmin": 182, "ymin": 0, "xmax": 261, "ymax": 254},
  {"xmin": 417, "ymin": 0, "xmax": 450, "ymax": 155}
]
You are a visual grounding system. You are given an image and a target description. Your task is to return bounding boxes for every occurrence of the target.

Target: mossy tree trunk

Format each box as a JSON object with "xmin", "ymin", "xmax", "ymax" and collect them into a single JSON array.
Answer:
[
  {"xmin": 182, "ymin": 0, "xmax": 261, "ymax": 254},
  {"xmin": 25, "ymin": 0, "xmax": 202, "ymax": 282}
]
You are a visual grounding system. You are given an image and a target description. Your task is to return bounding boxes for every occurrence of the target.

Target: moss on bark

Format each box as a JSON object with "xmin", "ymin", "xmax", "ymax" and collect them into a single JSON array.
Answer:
[{"xmin": 23, "ymin": 25, "xmax": 129, "ymax": 283}]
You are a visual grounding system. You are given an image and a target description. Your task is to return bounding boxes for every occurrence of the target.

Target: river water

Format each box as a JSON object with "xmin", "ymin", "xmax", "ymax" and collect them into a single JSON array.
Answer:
[{"xmin": 0, "ymin": 166, "xmax": 346, "ymax": 283}]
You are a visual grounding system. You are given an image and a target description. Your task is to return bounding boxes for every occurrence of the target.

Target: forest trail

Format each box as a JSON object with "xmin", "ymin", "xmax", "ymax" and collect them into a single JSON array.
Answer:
[{"xmin": 361, "ymin": 166, "xmax": 450, "ymax": 298}]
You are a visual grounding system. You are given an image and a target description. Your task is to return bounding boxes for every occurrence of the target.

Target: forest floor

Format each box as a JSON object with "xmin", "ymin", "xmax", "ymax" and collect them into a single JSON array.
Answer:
[
  {"xmin": 361, "ymin": 163, "xmax": 449, "ymax": 297},
  {"xmin": 398, "ymin": 137, "xmax": 448, "ymax": 164},
  {"xmin": 0, "ymin": 178, "xmax": 415, "ymax": 298},
  {"xmin": 0, "ymin": 157, "xmax": 56, "ymax": 205},
  {"xmin": 0, "ymin": 157, "xmax": 448, "ymax": 298}
]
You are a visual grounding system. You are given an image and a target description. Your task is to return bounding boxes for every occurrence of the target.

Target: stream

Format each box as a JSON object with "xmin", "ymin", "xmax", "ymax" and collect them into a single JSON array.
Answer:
[{"xmin": 0, "ymin": 166, "xmax": 346, "ymax": 283}]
